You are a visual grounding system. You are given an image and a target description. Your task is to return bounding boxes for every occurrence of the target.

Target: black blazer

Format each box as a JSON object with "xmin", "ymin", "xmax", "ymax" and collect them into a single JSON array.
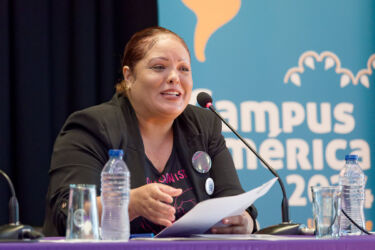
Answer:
[{"xmin": 43, "ymin": 94, "xmax": 257, "ymax": 236}]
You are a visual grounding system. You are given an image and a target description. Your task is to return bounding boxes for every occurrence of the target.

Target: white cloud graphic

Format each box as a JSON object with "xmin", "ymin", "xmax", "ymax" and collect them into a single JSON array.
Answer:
[{"xmin": 284, "ymin": 51, "xmax": 375, "ymax": 88}]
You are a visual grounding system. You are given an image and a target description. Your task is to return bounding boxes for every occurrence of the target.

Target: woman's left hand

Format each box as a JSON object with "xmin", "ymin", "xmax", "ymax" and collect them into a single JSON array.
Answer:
[{"xmin": 211, "ymin": 211, "xmax": 254, "ymax": 234}]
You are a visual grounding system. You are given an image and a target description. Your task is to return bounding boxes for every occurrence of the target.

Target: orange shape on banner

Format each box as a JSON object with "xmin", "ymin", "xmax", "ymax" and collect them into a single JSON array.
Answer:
[
  {"xmin": 366, "ymin": 220, "xmax": 373, "ymax": 231},
  {"xmin": 182, "ymin": 0, "xmax": 241, "ymax": 62}
]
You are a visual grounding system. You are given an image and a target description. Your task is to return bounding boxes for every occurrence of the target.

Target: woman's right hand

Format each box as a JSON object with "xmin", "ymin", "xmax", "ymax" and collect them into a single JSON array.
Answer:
[{"xmin": 129, "ymin": 183, "xmax": 182, "ymax": 227}]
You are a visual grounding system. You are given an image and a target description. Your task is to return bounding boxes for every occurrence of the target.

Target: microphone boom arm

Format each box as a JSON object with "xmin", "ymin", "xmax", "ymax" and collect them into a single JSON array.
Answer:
[
  {"xmin": 208, "ymin": 106, "xmax": 290, "ymax": 223},
  {"xmin": 0, "ymin": 170, "xmax": 44, "ymax": 240}
]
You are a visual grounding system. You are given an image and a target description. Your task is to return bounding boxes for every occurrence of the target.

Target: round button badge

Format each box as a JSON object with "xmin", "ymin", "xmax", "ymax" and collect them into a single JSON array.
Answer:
[
  {"xmin": 205, "ymin": 177, "xmax": 214, "ymax": 195},
  {"xmin": 192, "ymin": 151, "xmax": 212, "ymax": 174}
]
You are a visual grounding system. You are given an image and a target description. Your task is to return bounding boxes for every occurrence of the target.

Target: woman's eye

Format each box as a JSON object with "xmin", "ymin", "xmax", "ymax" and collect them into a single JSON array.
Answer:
[
  {"xmin": 180, "ymin": 66, "xmax": 190, "ymax": 72},
  {"xmin": 151, "ymin": 65, "xmax": 165, "ymax": 71}
]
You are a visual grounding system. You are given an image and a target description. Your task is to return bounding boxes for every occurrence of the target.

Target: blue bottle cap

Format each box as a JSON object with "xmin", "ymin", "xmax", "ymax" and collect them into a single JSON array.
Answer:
[
  {"xmin": 345, "ymin": 154, "xmax": 358, "ymax": 161},
  {"xmin": 108, "ymin": 149, "xmax": 124, "ymax": 157}
]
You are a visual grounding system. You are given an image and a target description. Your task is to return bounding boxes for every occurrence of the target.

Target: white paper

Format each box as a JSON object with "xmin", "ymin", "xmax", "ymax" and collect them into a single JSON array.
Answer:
[{"xmin": 156, "ymin": 177, "xmax": 278, "ymax": 238}]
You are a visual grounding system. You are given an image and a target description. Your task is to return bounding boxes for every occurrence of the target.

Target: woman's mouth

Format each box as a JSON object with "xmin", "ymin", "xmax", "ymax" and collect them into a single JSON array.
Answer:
[{"xmin": 161, "ymin": 91, "xmax": 181, "ymax": 97}]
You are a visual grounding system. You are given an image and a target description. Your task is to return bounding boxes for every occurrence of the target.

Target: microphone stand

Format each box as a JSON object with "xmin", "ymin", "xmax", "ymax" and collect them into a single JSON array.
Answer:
[
  {"xmin": 207, "ymin": 105, "xmax": 302, "ymax": 235},
  {"xmin": 0, "ymin": 170, "xmax": 43, "ymax": 241}
]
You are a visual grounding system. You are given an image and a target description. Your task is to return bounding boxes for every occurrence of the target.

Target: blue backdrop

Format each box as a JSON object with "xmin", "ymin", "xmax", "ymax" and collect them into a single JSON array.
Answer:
[{"xmin": 158, "ymin": 0, "xmax": 375, "ymax": 230}]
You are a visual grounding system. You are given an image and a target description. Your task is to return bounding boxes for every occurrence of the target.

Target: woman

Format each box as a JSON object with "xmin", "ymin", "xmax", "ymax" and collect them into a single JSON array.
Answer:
[{"xmin": 43, "ymin": 26, "xmax": 257, "ymax": 236}]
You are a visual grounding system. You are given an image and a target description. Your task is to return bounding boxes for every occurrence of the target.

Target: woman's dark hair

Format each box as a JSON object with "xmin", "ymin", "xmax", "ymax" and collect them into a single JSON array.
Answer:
[{"xmin": 116, "ymin": 26, "xmax": 190, "ymax": 95}]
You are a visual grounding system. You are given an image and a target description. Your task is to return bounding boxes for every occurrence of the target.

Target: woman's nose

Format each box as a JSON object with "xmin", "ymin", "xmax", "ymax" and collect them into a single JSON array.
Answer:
[{"xmin": 167, "ymin": 69, "xmax": 180, "ymax": 84}]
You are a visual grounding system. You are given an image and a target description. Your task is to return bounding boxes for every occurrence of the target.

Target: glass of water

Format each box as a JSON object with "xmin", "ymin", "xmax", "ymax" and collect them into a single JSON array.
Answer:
[
  {"xmin": 66, "ymin": 184, "xmax": 99, "ymax": 240},
  {"xmin": 311, "ymin": 186, "xmax": 342, "ymax": 239}
]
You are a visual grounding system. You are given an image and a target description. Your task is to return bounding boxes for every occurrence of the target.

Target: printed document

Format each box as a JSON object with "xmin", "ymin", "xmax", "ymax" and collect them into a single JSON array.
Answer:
[{"xmin": 156, "ymin": 177, "xmax": 278, "ymax": 237}]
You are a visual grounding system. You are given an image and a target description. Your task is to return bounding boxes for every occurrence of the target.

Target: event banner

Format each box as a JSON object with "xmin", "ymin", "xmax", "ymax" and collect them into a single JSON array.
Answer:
[{"xmin": 158, "ymin": 0, "xmax": 374, "ymax": 230}]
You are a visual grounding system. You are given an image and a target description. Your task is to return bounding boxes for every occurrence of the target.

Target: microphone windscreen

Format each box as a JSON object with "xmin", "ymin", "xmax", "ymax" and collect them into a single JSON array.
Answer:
[{"xmin": 197, "ymin": 92, "xmax": 213, "ymax": 108}]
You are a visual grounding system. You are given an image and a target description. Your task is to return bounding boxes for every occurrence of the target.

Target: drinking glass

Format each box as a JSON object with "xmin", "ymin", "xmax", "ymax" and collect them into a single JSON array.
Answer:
[
  {"xmin": 66, "ymin": 184, "xmax": 99, "ymax": 240},
  {"xmin": 311, "ymin": 186, "xmax": 342, "ymax": 239}
]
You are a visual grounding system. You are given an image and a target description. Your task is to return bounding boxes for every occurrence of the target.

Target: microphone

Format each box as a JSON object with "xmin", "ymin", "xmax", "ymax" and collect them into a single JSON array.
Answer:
[
  {"xmin": 0, "ymin": 169, "xmax": 44, "ymax": 241},
  {"xmin": 197, "ymin": 92, "xmax": 304, "ymax": 235}
]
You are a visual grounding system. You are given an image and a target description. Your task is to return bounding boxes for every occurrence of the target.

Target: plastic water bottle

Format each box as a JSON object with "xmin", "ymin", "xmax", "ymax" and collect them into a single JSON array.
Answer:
[
  {"xmin": 101, "ymin": 149, "xmax": 130, "ymax": 240},
  {"xmin": 339, "ymin": 154, "xmax": 366, "ymax": 235}
]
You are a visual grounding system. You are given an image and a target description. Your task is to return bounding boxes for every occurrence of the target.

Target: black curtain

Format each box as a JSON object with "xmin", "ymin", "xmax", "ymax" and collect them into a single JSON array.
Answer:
[{"xmin": 0, "ymin": 0, "xmax": 158, "ymax": 227}]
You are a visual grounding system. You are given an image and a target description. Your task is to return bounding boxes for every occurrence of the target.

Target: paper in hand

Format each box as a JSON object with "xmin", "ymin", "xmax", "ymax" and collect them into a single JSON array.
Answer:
[{"xmin": 156, "ymin": 177, "xmax": 278, "ymax": 238}]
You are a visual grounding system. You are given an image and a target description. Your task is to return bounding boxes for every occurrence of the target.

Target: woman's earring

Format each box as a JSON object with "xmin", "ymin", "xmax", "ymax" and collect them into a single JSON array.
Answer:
[{"xmin": 125, "ymin": 80, "xmax": 131, "ymax": 91}]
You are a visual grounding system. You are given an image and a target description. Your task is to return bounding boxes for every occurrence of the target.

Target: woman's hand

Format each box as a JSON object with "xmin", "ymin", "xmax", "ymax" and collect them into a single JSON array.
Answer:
[
  {"xmin": 129, "ymin": 183, "xmax": 182, "ymax": 227},
  {"xmin": 211, "ymin": 211, "xmax": 254, "ymax": 234}
]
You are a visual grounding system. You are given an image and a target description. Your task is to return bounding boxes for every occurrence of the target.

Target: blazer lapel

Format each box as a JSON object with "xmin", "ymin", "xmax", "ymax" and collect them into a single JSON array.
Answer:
[
  {"xmin": 117, "ymin": 95, "xmax": 147, "ymax": 189},
  {"xmin": 174, "ymin": 116, "xmax": 211, "ymax": 202}
]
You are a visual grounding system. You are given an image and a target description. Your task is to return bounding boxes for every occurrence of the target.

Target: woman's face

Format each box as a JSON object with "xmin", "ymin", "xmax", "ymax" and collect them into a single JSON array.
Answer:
[{"xmin": 124, "ymin": 34, "xmax": 193, "ymax": 121}]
